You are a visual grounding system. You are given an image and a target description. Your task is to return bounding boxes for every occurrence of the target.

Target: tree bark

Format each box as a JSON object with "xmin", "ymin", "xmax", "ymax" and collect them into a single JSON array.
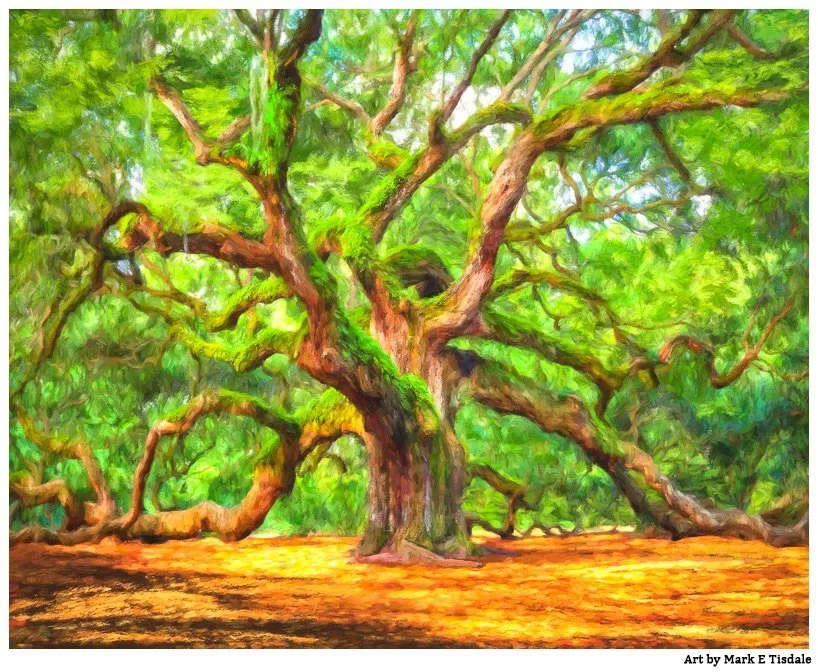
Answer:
[
  {"xmin": 355, "ymin": 311, "xmax": 473, "ymax": 562},
  {"xmin": 357, "ymin": 411, "xmax": 472, "ymax": 561},
  {"xmin": 465, "ymin": 354, "xmax": 808, "ymax": 547},
  {"xmin": 11, "ymin": 463, "xmax": 293, "ymax": 545}
]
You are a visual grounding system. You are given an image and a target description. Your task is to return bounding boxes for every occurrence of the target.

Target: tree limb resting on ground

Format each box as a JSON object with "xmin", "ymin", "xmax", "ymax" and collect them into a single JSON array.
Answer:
[{"xmin": 459, "ymin": 353, "xmax": 807, "ymax": 547}]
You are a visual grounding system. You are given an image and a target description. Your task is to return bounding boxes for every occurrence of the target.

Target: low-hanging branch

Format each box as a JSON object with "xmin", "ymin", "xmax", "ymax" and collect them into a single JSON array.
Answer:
[
  {"xmin": 466, "ymin": 462, "xmax": 542, "ymax": 539},
  {"xmin": 11, "ymin": 388, "xmax": 363, "ymax": 546},
  {"xmin": 124, "ymin": 389, "xmax": 302, "ymax": 528},
  {"xmin": 13, "ymin": 404, "xmax": 116, "ymax": 525},
  {"xmin": 459, "ymin": 352, "xmax": 807, "ymax": 546},
  {"xmin": 10, "ymin": 479, "xmax": 86, "ymax": 532}
]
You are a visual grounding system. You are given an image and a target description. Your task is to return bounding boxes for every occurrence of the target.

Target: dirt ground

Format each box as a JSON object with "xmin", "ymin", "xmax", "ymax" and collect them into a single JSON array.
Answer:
[{"xmin": 9, "ymin": 533, "xmax": 808, "ymax": 648}]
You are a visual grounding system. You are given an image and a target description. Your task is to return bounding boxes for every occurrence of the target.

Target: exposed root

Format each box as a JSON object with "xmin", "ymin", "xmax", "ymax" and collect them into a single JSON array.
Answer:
[{"xmin": 355, "ymin": 540, "xmax": 483, "ymax": 568}]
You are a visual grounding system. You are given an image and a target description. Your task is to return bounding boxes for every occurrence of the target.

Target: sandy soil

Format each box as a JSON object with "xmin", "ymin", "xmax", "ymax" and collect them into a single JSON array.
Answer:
[{"xmin": 9, "ymin": 533, "xmax": 808, "ymax": 648}]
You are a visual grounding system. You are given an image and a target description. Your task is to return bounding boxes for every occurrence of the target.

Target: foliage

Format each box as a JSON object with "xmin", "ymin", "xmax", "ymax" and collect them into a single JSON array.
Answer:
[{"xmin": 9, "ymin": 9, "xmax": 808, "ymax": 537}]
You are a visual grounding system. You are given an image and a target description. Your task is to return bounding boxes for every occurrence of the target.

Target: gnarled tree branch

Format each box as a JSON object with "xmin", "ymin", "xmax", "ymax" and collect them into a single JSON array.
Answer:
[
  {"xmin": 658, "ymin": 298, "xmax": 795, "ymax": 388},
  {"xmin": 461, "ymin": 353, "xmax": 807, "ymax": 547}
]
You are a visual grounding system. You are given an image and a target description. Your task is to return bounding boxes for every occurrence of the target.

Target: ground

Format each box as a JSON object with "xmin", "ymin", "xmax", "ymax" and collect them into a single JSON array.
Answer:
[{"xmin": 9, "ymin": 533, "xmax": 808, "ymax": 648}]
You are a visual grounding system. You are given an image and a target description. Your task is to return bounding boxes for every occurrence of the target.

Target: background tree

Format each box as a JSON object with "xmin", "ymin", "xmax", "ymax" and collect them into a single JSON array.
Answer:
[{"xmin": 9, "ymin": 9, "xmax": 808, "ymax": 561}]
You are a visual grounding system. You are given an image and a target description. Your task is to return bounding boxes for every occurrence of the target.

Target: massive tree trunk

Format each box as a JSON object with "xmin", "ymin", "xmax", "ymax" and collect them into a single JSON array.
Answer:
[
  {"xmin": 356, "ymin": 310, "xmax": 472, "ymax": 563},
  {"xmin": 358, "ymin": 422, "xmax": 471, "ymax": 561},
  {"xmin": 358, "ymin": 429, "xmax": 474, "ymax": 564}
]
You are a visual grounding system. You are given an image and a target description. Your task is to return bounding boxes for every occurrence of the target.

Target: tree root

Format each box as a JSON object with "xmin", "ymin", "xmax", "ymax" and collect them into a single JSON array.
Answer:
[{"xmin": 355, "ymin": 540, "xmax": 483, "ymax": 568}]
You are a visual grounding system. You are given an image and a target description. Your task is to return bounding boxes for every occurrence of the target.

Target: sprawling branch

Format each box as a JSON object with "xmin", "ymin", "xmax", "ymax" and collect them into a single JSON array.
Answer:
[
  {"xmin": 12, "ymin": 405, "xmax": 115, "ymax": 525},
  {"xmin": 462, "ymin": 355, "xmax": 808, "ymax": 546},
  {"xmin": 473, "ymin": 307, "xmax": 626, "ymax": 415},
  {"xmin": 204, "ymin": 277, "xmax": 292, "ymax": 331},
  {"xmin": 538, "ymin": 83, "xmax": 799, "ymax": 150},
  {"xmin": 426, "ymin": 80, "xmax": 802, "ymax": 340},
  {"xmin": 94, "ymin": 200, "xmax": 283, "ymax": 274},
  {"xmin": 308, "ymin": 80, "xmax": 372, "ymax": 127},
  {"xmin": 12, "ymin": 389, "xmax": 363, "ymax": 546},
  {"xmin": 584, "ymin": 10, "xmax": 718, "ymax": 99},
  {"xmin": 150, "ymin": 77, "xmax": 253, "ymax": 176},
  {"xmin": 305, "ymin": 11, "xmax": 420, "ymax": 171},
  {"xmin": 124, "ymin": 390, "xmax": 302, "ymax": 527},
  {"xmin": 441, "ymin": 10, "xmax": 511, "ymax": 122},
  {"xmin": 371, "ymin": 10, "xmax": 420, "ymax": 136},
  {"xmin": 423, "ymin": 10, "xmax": 792, "ymax": 340},
  {"xmin": 10, "ymin": 480, "xmax": 85, "ymax": 531},
  {"xmin": 171, "ymin": 321, "xmax": 306, "ymax": 374},
  {"xmin": 658, "ymin": 298, "xmax": 794, "ymax": 388},
  {"xmin": 305, "ymin": 79, "xmax": 409, "ymax": 170}
]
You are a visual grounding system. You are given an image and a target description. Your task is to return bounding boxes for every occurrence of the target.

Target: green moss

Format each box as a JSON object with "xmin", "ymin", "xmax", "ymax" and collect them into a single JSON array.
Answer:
[
  {"xmin": 449, "ymin": 101, "xmax": 531, "ymax": 144},
  {"xmin": 347, "ymin": 304, "xmax": 372, "ymax": 328},
  {"xmin": 205, "ymin": 277, "xmax": 290, "ymax": 330},
  {"xmin": 335, "ymin": 311, "xmax": 437, "ymax": 422},
  {"xmin": 162, "ymin": 400, "xmax": 198, "ymax": 424},
  {"xmin": 380, "ymin": 244, "xmax": 452, "ymax": 299},
  {"xmin": 367, "ymin": 138, "xmax": 410, "ymax": 166},
  {"xmin": 172, "ymin": 319, "xmax": 306, "ymax": 374},
  {"xmin": 357, "ymin": 150, "xmax": 424, "ymax": 220},
  {"xmin": 306, "ymin": 257, "xmax": 339, "ymax": 297},
  {"xmin": 340, "ymin": 219, "xmax": 378, "ymax": 271},
  {"xmin": 299, "ymin": 388, "xmax": 362, "ymax": 434},
  {"xmin": 532, "ymin": 80, "xmax": 798, "ymax": 141},
  {"xmin": 383, "ymin": 244, "xmax": 451, "ymax": 277},
  {"xmin": 309, "ymin": 214, "xmax": 378, "ymax": 282},
  {"xmin": 247, "ymin": 81, "xmax": 297, "ymax": 175}
]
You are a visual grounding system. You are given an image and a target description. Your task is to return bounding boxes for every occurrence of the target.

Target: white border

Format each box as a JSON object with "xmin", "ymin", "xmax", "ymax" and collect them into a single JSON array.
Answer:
[{"xmin": 2, "ymin": 2, "xmax": 815, "ymax": 669}]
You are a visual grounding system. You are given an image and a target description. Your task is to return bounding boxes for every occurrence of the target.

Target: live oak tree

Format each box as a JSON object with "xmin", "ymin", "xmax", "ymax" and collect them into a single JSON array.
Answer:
[{"xmin": 9, "ymin": 9, "xmax": 808, "ymax": 561}]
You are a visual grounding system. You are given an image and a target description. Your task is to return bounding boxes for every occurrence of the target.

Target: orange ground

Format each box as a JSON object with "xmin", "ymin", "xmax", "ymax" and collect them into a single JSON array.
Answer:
[{"xmin": 9, "ymin": 533, "xmax": 808, "ymax": 648}]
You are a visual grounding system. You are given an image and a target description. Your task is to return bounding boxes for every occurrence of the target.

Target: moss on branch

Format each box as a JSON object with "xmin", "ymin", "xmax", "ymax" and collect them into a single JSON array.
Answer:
[
  {"xmin": 204, "ymin": 277, "xmax": 292, "ymax": 331},
  {"xmin": 172, "ymin": 319, "xmax": 307, "ymax": 373}
]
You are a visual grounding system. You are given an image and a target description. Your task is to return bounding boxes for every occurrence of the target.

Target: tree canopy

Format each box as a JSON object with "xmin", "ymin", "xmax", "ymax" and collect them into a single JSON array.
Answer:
[{"xmin": 9, "ymin": 9, "xmax": 808, "ymax": 556}]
